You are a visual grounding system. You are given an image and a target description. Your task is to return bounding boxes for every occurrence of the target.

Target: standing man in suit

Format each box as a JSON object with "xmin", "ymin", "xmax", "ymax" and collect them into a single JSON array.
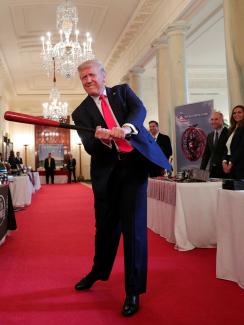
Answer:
[
  {"xmin": 44, "ymin": 152, "xmax": 56, "ymax": 184},
  {"xmin": 200, "ymin": 111, "xmax": 228, "ymax": 178},
  {"xmin": 67, "ymin": 153, "xmax": 76, "ymax": 183},
  {"xmin": 72, "ymin": 59, "xmax": 171, "ymax": 316},
  {"xmin": 148, "ymin": 120, "xmax": 172, "ymax": 177},
  {"xmin": 15, "ymin": 152, "xmax": 23, "ymax": 165}
]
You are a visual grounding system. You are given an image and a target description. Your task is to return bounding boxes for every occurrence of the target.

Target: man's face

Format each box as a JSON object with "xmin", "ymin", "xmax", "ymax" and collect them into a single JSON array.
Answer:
[
  {"xmin": 149, "ymin": 122, "xmax": 159, "ymax": 136},
  {"xmin": 79, "ymin": 65, "xmax": 105, "ymax": 96},
  {"xmin": 210, "ymin": 113, "xmax": 223, "ymax": 130},
  {"xmin": 48, "ymin": 153, "xmax": 51, "ymax": 158}
]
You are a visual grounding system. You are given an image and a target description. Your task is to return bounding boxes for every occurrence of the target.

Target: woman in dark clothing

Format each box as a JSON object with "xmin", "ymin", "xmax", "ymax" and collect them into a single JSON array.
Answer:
[
  {"xmin": 8, "ymin": 150, "xmax": 18, "ymax": 170},
  {"xmin": 223, "ymin": 105, "xmax": 244, "ymax": 179}
]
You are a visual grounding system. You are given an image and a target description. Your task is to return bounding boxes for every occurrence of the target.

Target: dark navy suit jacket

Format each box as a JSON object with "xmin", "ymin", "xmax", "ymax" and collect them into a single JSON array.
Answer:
[
  {"xmin": 156, "ymin": 133, "xmax": 172, "ymax": 159},
  {"xmin": 200, "ymin": 127, "xmax": 228, "ymax": 171},
  {"xmin": 72, "ymin": 84, "xmax": 171, "ymax": 194}
]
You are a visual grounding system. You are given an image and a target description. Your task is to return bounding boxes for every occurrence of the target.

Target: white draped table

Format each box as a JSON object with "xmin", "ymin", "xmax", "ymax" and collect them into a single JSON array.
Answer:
[
  {"xmin": 216, "ymin": 189, "xmax": 244, "ymax": 288},
  {"xmin": 147, "ymin": 179, "xmax": 176, "ymax": 243},
  {"xmin": 9, "ymin": 175, "xmax": 34, "ymax": 207},
  {"xmin": 38, "ymin": 170, "xmax": 68, "ymax": 184},
  {"xmin": 33, "ymin": 172, "xmax": 41, "ymax": 191},
  {"xmin": 147, "ymin": 178, "xmax": 222, "ymax": 251}
]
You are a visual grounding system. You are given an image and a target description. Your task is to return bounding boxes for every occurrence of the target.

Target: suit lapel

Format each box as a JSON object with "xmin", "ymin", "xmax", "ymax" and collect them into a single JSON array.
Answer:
[
  {"xmin": 106, "ymin": 87, "xmax": 124, "ymax": 126},
  {"xmin": 86, "ymin": 88, "xmax": 124, "ymax": 128},
  {"xmin": 86, "ymin": 96, "xmax": 107, "ymax": 128},
  {"xmin": 210, "ymin": 132, "xmax": 215, "ymax": 147}
]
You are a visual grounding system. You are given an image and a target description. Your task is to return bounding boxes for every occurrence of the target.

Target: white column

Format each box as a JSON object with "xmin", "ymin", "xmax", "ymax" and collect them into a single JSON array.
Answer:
[
  {"xmin": 165, "ymin": 20, "xmax": 189, "ymax": 172},
  {"xmin": 153, "ymin": 39, "xmax": 172, "ymax": 136},
  {"xmin": 223, "ymin": 0, "xmax": 244, "ymax": 111},
  {"xmin": 129, "ymin": 66, "xmax": 145, "ymax": 99},
  {"xmin": 166, "ymin": 20, "xmax": 189, "ymax": 107}
]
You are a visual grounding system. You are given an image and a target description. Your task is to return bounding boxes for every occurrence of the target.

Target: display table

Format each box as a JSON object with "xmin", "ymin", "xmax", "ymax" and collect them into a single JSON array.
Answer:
[
  {"xmin": 0, "ymin": 184, "xmax": 16, "ymax": 246},
  {"xmin": 27, "ymin": 171, "xmax": 41, "ymax": 192},
  {"xmin": 33, "ymin": 171, "xmax": 41, "ymax": 191},
  {"xmin": 147, "ymin": 179, "xmax": 176, "ymax": 243},
  {"xmin": 216, "ymin": 189, "xmax": 244, "ymax": 288},
  {"xmin": 38, "ymin": 170, "xmax": 68, "ymax": 184},
  {"xmin": 147, "ymin": 178, "xmax": 222, "ymax": 251},
  {"xmin": 8, "ymin": 175, "xmax": 33, "ymax": 207}
]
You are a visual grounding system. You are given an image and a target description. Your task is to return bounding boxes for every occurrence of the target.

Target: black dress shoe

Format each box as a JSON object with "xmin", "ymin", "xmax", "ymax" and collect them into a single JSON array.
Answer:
[
  {"xmin": 74, "ymin": 273, "xmax": 98, "ymax": 291},
  {"xmin": 122, "ymin": 294, "xmax": 139, "ymax": 316}
]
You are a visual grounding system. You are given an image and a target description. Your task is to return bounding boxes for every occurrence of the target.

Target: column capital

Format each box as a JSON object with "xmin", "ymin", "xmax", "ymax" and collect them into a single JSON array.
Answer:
[
  {"xmin": 130, "ymin": 65, "xmax": 145, "ymax": 75},
  {"xmin": 121, "ymin": 73, "xmax": 130, "ymax": 84},
  {"xmin": 151, "ymin": 35, "xmax": 168, "ymax": 49},
  {"xmin": 165, "ymin": 20, "xmax": 190, "ymax": 37}
]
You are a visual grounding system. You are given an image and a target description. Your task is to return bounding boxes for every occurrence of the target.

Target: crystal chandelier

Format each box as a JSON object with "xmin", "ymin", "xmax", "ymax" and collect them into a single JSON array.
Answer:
[
  {"xmin": 42, "ymin": 58, "xmax": 68, "ymax": 122},
  {"xmin": 40, "ymin": 0, "xmax": 94, "ymax": 79}
]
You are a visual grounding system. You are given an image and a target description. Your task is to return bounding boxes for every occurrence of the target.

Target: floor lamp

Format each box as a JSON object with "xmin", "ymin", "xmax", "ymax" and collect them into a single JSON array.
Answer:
[
  {"xmin": 77, "ymin": 143, "xmax": 84, "ymax": 181},
  {"xmin": 24, "ymin": 144, "xmax": 28, "ymax": 166}
]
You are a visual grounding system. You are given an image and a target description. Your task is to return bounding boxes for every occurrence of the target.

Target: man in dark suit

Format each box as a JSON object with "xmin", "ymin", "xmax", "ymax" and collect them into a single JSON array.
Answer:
[
  {"xmin": 44, "ymin": 152, "xmax": 56, "ymax": 184},
  {"xmin": 67, "ymin": 154, "xmax": 76, "ymax": 183},
  {"xmin": 200, "ymin": 111, "xmax": 228, "ymax": 178},
  {"xmin": 149, "ymin": 120, "xmax": 172, "ymax": 176},
  {"xmin": 72, "ymin": 59, "xmax": 171, "ymax": 316},
  {"xmin": 15, "ymin": 152, "xmax": 23, "ymax": 165}
]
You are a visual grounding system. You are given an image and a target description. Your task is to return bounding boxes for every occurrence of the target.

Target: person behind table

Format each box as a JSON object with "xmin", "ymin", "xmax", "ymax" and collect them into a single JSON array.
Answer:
[
  {"xmin": 72, "ymin": 59, "xmax": 171, "ymax": 317},
  {"xmin": 222, "ymin": 105, "xmax": 244, "ymax": 179},
  {"xmin": 15, "ymin": 151, "xmax": 23, "ymax": 166},
  {"xmin": 8, "ymin": 150, "xmax": 18, "ymax": 170},
  {"xmin": 200, "ymin": 111, "xmax": 228, "ymax": 178},
  {"xmin": 44, "ymin": 152, "xmax": 56, "ymax": 184},
  {"xmin": 67, "ymin": 153, "xmax": 76, "ymax": 183},
  {"xmin": 148, "ymin": 120, "xmax": 172, "ymax": 177},
  {"xmin": 0, "ymin": 152, "xmax": 3, "ymax": 162}
]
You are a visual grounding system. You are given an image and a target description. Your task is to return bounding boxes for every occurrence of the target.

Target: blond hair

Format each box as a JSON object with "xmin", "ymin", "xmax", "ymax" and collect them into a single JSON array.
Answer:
[{"xmin": 77, "ymin": 59, "xmax": 105, "ymax": 74}]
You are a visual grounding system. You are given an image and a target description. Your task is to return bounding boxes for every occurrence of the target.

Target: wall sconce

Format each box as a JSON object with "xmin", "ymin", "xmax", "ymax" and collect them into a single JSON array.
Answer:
[
  {"xmin": 77, "ymin": 143, "xmax": 84, "ymax": 181},
  {"xmin": 23, "ymin": 144, "xmax": 28, "ymax": 166}
]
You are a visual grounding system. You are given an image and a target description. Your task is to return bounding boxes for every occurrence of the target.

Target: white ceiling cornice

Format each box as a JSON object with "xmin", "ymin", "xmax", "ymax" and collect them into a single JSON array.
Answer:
[
  {"xmin": 107, "ymin": 0, "xmax": 204, "ymax": 85},
  {"xmin": 0, "ymin": 48, "xmax": 15, "ymax": 99},
  {"xmin": 105, "ymin": 0, "xmax": 161, "ymax": 70}
]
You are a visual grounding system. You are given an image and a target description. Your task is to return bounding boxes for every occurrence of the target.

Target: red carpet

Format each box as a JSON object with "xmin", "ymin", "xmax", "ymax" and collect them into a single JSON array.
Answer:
[{"xmin": 1, "ymin": 183, "xmax": 244, "ymax": 325}]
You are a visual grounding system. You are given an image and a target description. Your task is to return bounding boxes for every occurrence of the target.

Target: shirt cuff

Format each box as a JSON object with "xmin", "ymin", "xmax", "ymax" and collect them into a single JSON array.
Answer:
[{"xmin": 122, "ymin": 123, "xmax": 138, "ymax": 135}]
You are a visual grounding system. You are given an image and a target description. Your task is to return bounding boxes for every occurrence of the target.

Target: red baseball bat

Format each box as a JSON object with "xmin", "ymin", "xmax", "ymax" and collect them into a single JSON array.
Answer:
[{"xmin": 4, "ymin": 111, "xmax": 94, "ymax": 132}]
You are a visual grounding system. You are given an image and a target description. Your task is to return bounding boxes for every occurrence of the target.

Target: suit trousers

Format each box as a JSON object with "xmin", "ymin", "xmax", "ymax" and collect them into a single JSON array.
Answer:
[
  {"xmin": 68, "ymin": 169, "xmax": 76, "ymax": 183},
  {"xmin": 45, "ymin": 169, "xmax": 54, "ymax": 184},
  {"xmin": 91, "ymin": 150, "xmax": 148, "ymax": 295}
]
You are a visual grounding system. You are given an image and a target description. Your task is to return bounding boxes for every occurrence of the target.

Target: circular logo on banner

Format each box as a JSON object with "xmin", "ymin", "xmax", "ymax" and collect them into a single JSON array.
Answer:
[
  {"xmin": 0, "ymin": 195, "xmax": 6, "ymax": 227},
  {"xmin": 181, "ymin": 125, "xmax": 206, "ymax": 161}
]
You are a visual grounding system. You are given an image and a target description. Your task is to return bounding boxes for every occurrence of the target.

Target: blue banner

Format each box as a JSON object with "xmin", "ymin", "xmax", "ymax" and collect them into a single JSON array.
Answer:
[
  {"xmin": 175, "ymin": 100, "xmax": 213, "ymax": 171},
  {"xmin": 38, "ymin": 144, "xmax": 64, "ymax": 168}
]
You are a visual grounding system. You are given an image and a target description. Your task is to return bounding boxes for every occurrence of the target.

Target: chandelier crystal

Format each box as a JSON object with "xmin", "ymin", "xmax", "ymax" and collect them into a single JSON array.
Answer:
[
  {"xmin": 42, "ymin": 59, "xmax": 68, "ymax": 122},
  {"xmin": 40, "ymin": 0, "xmax": 94, "ymax": 79}
]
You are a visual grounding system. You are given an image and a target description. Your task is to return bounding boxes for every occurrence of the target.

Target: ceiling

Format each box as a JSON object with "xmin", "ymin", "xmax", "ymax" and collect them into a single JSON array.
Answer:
[
  {"xmin": 0, "ymin": 0, "xmax": 227, "ymax": 115},
  {"xmin": 0, "ymin": 0, "xmax": 141, "ymax": 109}
]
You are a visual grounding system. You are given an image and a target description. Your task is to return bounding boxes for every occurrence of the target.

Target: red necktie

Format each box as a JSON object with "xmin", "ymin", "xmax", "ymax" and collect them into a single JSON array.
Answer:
[{"xmin": 99, "ymin": 95, "xmax": 133, "ymax": 152}]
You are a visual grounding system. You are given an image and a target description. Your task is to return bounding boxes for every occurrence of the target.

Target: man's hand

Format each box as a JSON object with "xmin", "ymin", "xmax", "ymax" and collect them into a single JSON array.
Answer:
[
  {"xmin": 95, "ymin": 126, "xmax": 112, "ymax": 140},
  {"xmin": 109, "ymin": 126, "xmax": 131, "ymax": 139},
  {"xmin": 222, "ymin": 161, "xmax": 232, "ymax": 174},
  {"xmin": 95, "ymin": 126, "xmax": 131, "ymax": 140}
]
